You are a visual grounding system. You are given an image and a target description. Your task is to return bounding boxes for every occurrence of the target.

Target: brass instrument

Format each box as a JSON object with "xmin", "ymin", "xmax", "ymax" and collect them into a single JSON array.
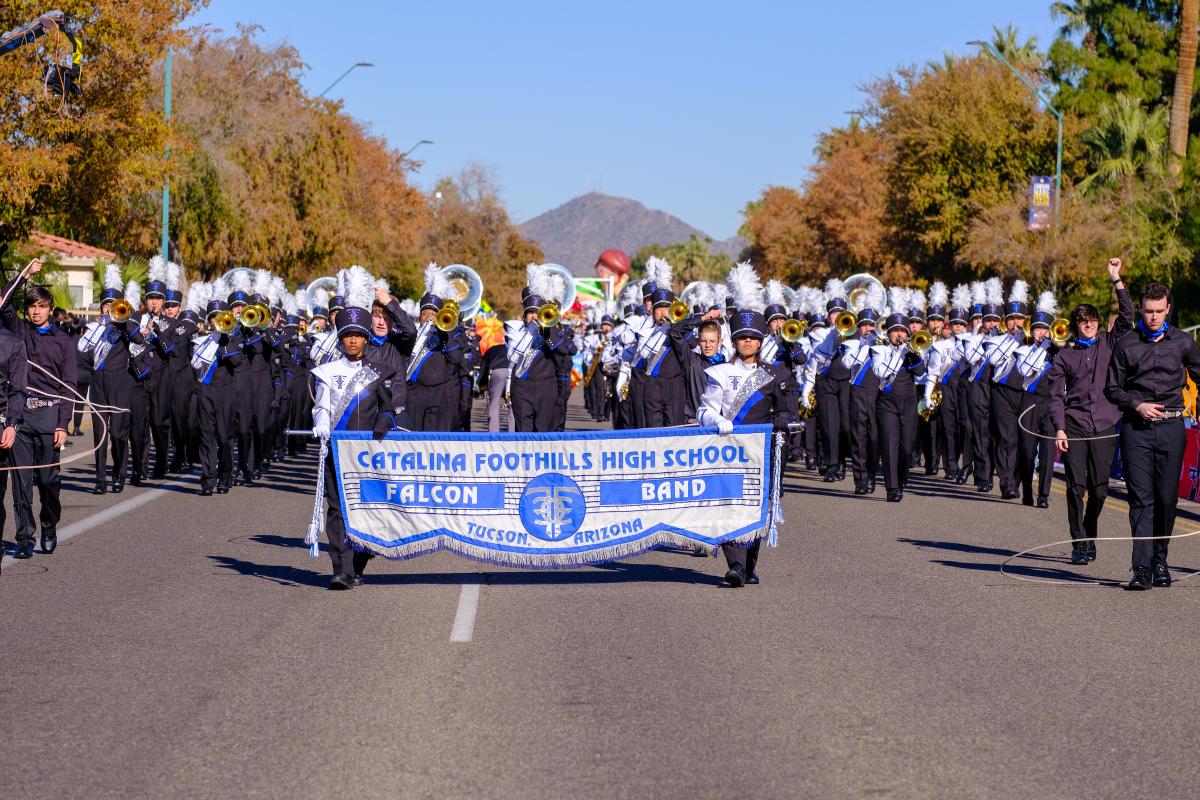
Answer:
[
  {"xmin": 108, "ymin": 298, "xmax": 133, "ymax": 323},
  {"xmin": 435, "ymin": 300, "xmax": 460, "ymax": 332},
  {"xmin": 537, "ymin": 302, "xmax": 560, "ymax": 329},
  {"xmin": 439, "ymin": 264, "xmax": 484, "ymax": 320},
  {"xmin": 781, "ymin": 318, "xmax": 807, "ymax": 342},
  {"xmin": 1050, "ymin": 317, "xmax": 1071, "ymax": 347},
  {"xmin": 1022, "ymin": 318, "xmax": 1033, "ymax": 344},
  {"xmin": 910, "ymin": 329, "xmax": 933, "ymax": 356},
  {"xmin": 797, "ymin": 388, "xmax": 817, "ymax": 420},
  {"xmin": 212, "ymin": 310, "xmax": 237, "ymax": 335},
  {"xmin": 844, "ymin": 273, "xmax": 885, "ymax": 312},
  {"xmin": 834, "ymin": 311, "xmax": 857, "ymax": 338},
  {"xmin": 668, "ymin": 298, "xmax": 689, "ymax": 323},
  {"xmin": 238, "ymin": 303, "xmax": 267, "ymax": 329},
  {"xmin": 918, "ymin": 385, "xmax": 943, "ymax": 421},
  {"xmin": 298, "ymin": 319, "xmax": 308, "ymax": 336},
  {"xmin": 583, "ymin": 340, "xmax": 606, "ymax": 387}
]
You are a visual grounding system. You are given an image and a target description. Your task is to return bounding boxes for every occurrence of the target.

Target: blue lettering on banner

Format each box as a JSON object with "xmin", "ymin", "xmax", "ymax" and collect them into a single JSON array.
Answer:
[
  {"xmin": 359, "ymin": 479, "xmax": 504, "ymax": 509},
  {"xmin": 598, "ymin": 474, "xmax": 744, "ymax": 506}
]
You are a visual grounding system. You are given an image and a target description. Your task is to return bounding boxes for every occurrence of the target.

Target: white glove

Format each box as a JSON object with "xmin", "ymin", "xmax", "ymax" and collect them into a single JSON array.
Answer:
[
  {"xmin": 800, "ymin": 385, "xmax": 814, "ymax": 409},
  {"xmin": 615, "ymin": 368, "xmax": 629, "ymax": 397},
  {"xmin": 923, "ymin": 383, "xmax": 934, "ymax": 405},
  {"xmin": 313, "ymin": 421, "xmax": 331, "ymax": 440},
  {"xmin": 717, "ymin": 418, "xmax": 734, "ymax": 436}
]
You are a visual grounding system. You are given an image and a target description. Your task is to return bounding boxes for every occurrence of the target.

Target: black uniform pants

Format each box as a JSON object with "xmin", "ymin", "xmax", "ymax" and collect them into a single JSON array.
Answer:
[
  {"xmin": 91, "ymin": 369, "xmax": 133, "ymax": 487},
  {"xmin": 991, "ymin": 383, "xmax": 1022, "ymax": 495},
  {"xmin": 1061, "ymin": 421, "xmax": 1118, "ymax": 544},
  {"xmin": 967, "ymin": 379, "xmax": 992, "ymax": 484},
  {"xmin": 148, "ymin": 373, "xmax": 172, "ymax": 473},
  {"xmin": 642, "ymin": 374, "xmax": 685, "ymax": 428},
  {"xmin": 628, "ymin": 373, "xmax": 646, "ymax": 429},
  {"xmin": 129, "ymin": 383, "xmax": 150, "ymax": 476},
  {"xmin": 938, "ymin": 376, "xmax": 963, "ymax": 474},
  {"xmin": 511, "ymin": 377, "xmax": 559, "ymax": 433},
  {"xmin": 815, "ymin": 375, "xmax": 849, "ymax": 470},
  {"xmin": 198, "ymin": 382, "xmax": 235, "ymax": 487},
  {"xmin": 721, "ymin": 540, "xmax": 762, "ymax": 576},
  {"xmin": 408, "ymin": 381, "xmax": 459, "ymax": 432},
  {"xmin": 167, "ymin": 370, "xmax": 194, "ymax": 468},
  {"xmin": 1018, "ymin": 393, "xmax": 1055, "ymax": 504},
  {"xmin": 849, "ymin": 382, "xmax": 879, "ymax": 486},
  {"xmin": 1121, "ymin": 417, "xmax": 1186, "ymax": 569},
  {"xmin": 12, "ymin": 404, "xmax": 61, "ymax": 544},
  {"xmin": 324, "ymin": 456, "xmax": 371, "ymax": 577},
  {"xmin": 239, "ymin": 369, "xmax": 273, "ymax": 473},
  {"xmin": 878, "ymin": 388, "xmax": 918, "ymax": 492}
]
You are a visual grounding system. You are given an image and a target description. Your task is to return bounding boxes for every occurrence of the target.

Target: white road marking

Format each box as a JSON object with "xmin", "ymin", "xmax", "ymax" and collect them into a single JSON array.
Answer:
[
  {"xmin": 2, "ymin": 477, "xmax": 191, "ymax": 566},
  {"xmin": 450, "ymin": 581, "xmax": 481, "ymax": 642}
]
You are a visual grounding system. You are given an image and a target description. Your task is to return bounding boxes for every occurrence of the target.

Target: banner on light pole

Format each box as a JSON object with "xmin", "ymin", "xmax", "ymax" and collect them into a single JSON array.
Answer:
[{"xmin": 1028, "ymin": 176, "xmax": 1054, "ymax": 231}]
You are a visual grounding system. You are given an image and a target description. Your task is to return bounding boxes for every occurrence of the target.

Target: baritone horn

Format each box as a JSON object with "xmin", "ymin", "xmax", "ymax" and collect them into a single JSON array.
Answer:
[
  {"xmin": 834, "ymin": 311, "xmax": 857, "ymax": 338},
  {"xmin": 212, "ymin": 310, "xmax": 237, "ymax": 335},
  {"xmin": 435, "ymin": 300, "xmax": 460, "ymax": 332},
  {"xmin": 238, "ymin": 303, "xmax": 267, "ymax": 329},
  {"xmin": 910, "ymin": 329, "xmax": 933, "ymax": 356},
  {"xmin": 781, "ymin": 318, "xmax": 807, "ymax": 342},
  {"xmin": 1050, "ymin": 317, "xmax": 1072, "ymax": 347},
  {"xmin": 108, "ymin": 298, "xmax": 133, "ymax": 323}
]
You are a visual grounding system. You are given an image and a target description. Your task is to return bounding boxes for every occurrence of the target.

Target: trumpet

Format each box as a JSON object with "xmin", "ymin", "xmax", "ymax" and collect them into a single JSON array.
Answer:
[
  {"xmin": 668, "ymin": 298, "xmax": 689, "ymax": 324},
  {"xmin": 918, "ymin": 385, "xmax": 943, "ymax": 421},
  {"xmin": 435, "ymin": 300, "xmax": 460, "ymax": 333},
  {"xmin": 781, "ymin": 318, "xmax": 808, "ymax": 342},
  {"xmin": 108, "ymin": 299, "xmax": 133, "ymax": 323},
  {"xmin": 910, "ymin": 329, "xmax": 933, "ymax": 356},
  {"xmin": 834, "ymin": 311, "xmax": 857, "ymax": 338},
  {"xmin": 212, "ymin": 310, "xmax": 237, "ymax": 335},
  {"xmin": 537, "ymin": 302, "xmax": 560, "ymax": 329},
  {"xmin": 1050, "ymin": 317, "xmax": 1071, "ymax": 347},
  {"xmin": 238, "ymin": 303, "xmax": 269, "ymax": 329}
]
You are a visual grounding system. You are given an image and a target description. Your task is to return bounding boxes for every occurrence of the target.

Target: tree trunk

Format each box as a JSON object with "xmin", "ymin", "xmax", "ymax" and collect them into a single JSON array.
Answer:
[{"xmin": 1169, "ymin": 0, "xmax": 1200, "ymax": 176}]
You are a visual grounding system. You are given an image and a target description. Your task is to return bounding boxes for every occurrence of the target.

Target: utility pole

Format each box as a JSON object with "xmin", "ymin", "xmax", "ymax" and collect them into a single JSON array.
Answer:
[{"xmin": 160, "ymin": 45, "xmax": 172, "ymax": 262}]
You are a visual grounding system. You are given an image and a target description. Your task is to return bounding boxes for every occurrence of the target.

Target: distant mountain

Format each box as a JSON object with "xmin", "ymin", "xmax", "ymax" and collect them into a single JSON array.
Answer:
[{"xmin": 519, "ymin": 192, "xmax": 747, "ymax": 275}]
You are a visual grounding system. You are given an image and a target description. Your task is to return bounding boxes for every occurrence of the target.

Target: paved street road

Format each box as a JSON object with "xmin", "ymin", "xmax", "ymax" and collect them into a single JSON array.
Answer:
[{"xmin": 4, "ymin": 399, "xmax": 1200, "ymax": 799}]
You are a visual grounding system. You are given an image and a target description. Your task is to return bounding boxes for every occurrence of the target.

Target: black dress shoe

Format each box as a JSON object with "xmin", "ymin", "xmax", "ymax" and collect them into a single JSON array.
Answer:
[
  {"xmin": 14, "ymin": 541, "xmax": 34, "ymax": 559},
  {"xmin": 1152, "ymin": 562, "xmax": 1172, "ymax": 588},
  {"xmin": 39, "ymin": 530, "xmax": 56, "ymax": 554},
  {"xmin": 867, "ymin": 481, "xmax": 877, "ymax": 494},
  {"xmin": 854, "ymin": 483, "xmax": 869, "ymax": 495},
  {"xmin": 70, "ymin": 429, "xmax": 84, "ymax": 437},
  {"xmin": 955, "ymin": 469, "xmax": 969, "ymax": 485},
  {"xmin": 745, "ymin": 573, "xmax": 760, "ymax": 585},
  {"xmin": 199, "ymin": 485, "xmax": 214, "ymax": 497},
  {"xmin": 723, "ymin": 564, "xmax": 746, "ymax": 588},
  {"xmin": 1127, "ymin": 567, "xmax": 1152, "ymax": 591},
  {"xmin": 822, "ymin": 468, "xmax": 838, "ymax": 483},
  {"xmin": 350, "ymin": 574, "xmax": 364, "ymax": 587},
  {"xmin": 924, "ymin": 467, "xmax": 937, "ymax": 476},
  {"xmin": 241, "ymin": 470, "xmax": 256, "ymax": 487},
  {"xmin": 129, "ymin": 472, "xmax": 143, "ymax": 487},
  {"xmin": 1002, "ymin": 490, "xmax": 1020, "ymax": 500},
  {"xmin": 252, "ymin": 468, "xmax": 263, "ymax": 480},
  {"xmin": 152, "ymin": 467, "xmax": 167, "ymax": 480},
  {"xmin": 976, "ymin": 481, "xmax": 993, "ymax": 493},
  {"xmin": 836, "ymin": 465, "xmax": 846, "ymax": 480},
  {"xmin": 216, "ymin": 482, "xmax": 230, "ymax": 494},
  {"xmin": 886, "ymin": 489, "xmax": 903, "ymax": 502},
  {"xmin": 111, "ymin": 480, "xmax": 125, "ymax": 494},
  {"xmin": 1070, "ymin": 548, "xmax": 1088, "ymax": 565},
  {"xmin": 1086, "ymin": 541, "xmax": 1097, "ymax": 562},
  {"xmin": 804, "ymin": 458, "xmax": 816, "ymax": 471},
  {"xmin": 329, "ymin": 573, "xmax": 354, "ymax": 590},
  {"xmin": 943, "ymin": 470, "xmax": 958, "ymax": 481},
  {"xmin": 92, "ymin": 484, "xmax": 106, "ymax": 495},
  {"xmin": 1036, "ymin": 497, "xmax": 1049, "ymax": 509}
]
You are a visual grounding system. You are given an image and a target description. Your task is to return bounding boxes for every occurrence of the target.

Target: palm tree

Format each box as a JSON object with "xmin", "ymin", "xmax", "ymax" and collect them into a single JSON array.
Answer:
[
  {"xmin": 1169, "ymin": 0, "xmax": 1199, "ymax": 177},
  {"xmin": 991, "ymin": 24, "xmax": 1043, "ymax": 69},
  {"xmin": 1079, "ymin": 95, "xmax": 1169, "ymax": 190},
  {"xmin": 1050, "ymin": 0, "xmax": 1099, "ymax": 53}
]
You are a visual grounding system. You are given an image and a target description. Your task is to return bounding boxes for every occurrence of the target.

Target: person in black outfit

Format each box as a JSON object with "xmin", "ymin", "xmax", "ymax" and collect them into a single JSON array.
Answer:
[
  {"xmin": 1104, "ymin": 282, "xmax": 1200, "ymax": 590},
  {"xmin": 158, "ymin": 289, "xmax": 198, "ymax": 472},
  {"xmin": 0, "ymin": 329, "xmax": 28, "ymax": 559},
  {"xmin": 507, "ymin": 293, "xmax": 576, "ymax": 433},
  {"xmin": 0, "ymin": 259, "xmax": 74, "ymax": 555},
  {"xmin": 142, "ymin": 271, "xmax": 173, "ymax": 478},
  {"xmin": 194, "ymin": 300, "xmax": 245, "ymax": 495},
  {"xmin": 816, "ymin": 281, "xmax": 850, "ymax": 481},
  {"xmin": 1047, "ymin": 258, "xmax": 1132, "ymax": 564},
  {"xmin": 640, "ymin": 285, "xmax": 689, "ymax": 428},
  {"xmin": 874, "ymin": 312, "xmax": 926, "ymax": 502},
  {"xmin": 407, "ymin": 290, "xmax": 471, "ymax": 432}
]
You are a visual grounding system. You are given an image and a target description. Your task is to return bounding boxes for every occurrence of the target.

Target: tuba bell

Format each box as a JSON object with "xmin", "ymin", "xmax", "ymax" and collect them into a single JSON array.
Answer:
[
  {"xmin": 439, "ymin": 264, "xmax": 484, "ymax": 321},
  {"xmin": 1050, "ymin": 317, "xmax": 1072, "ymax": 347}
]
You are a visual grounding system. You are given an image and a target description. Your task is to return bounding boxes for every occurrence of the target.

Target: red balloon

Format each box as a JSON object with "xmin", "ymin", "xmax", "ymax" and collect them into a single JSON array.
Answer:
[{"xmin": 595, "ymin": 248, "xmax": 630, "ymax": 276}]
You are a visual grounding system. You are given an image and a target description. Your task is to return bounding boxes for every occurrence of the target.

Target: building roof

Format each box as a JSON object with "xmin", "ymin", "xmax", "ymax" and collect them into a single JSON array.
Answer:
[{"xmin": 28, "ymin": 230, "xmax": 116, "ymax": 261}]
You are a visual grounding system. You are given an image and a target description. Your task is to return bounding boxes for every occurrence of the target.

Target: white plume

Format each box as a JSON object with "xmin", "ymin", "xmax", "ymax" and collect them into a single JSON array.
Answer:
[
  {"xmin": 619, "ymin": 281, "xmax": 641, "ymax": 309},
  {"xmin": 929, "ymin": 281, "xmax": 948, "ymax": 309},
  {"xmin": 125, "ymin": 280, "xmax": 141, "ymax": 309},
  {"xmin": 526, "ymin": 263, "xmax": 542, "ymax": 290},
  {"xmin": 423, "ymin": 263, "xmax": 453, "ymax": 299},
  {"xmin": 726, "ymin": 261, "xmax": 764, "ymax": 312},
  {"xmin": 165, "ymin": 261, "xmax": 182, "ymax": 292},
  {"xmin": 644, "ymin": 256, "xmax": 673, "ymax": 291},
  {"xmin": 104, "ymin": 264, "xmax": 123, "ymax": 291},
  {"xmin": 282, "ymin": 291, "xmax": 297, "ymax": 316},
  {"xmin": 293, "ymin": 288, "xmax": 311, "ymax": 316},
  {"xmin": 343, "ymin": 265, "xmax": 374, "ymax": 309},
  {"xmin": 1008, "ymin": 278, "xmax": 1029, "ymax": 305},
  {"xmin": 311, "ymin": 288, "xmax": 330, "ymax": 312},
  {"xmin": 270, "ymin": 276, "xmax": 286, "ymax": 307},
  {"xmin": 692, "ymin": 281, "xmax": 715, "ymax": 310},
  {"xmin": 229, "ymin": 269, "xmax": 252, "ymax": 295},
  {"xmin": 533, "ymin": 270, "xmax": 566, "ymax": 305},
  {"xmin": 211, "ymin": 275, "xmax": 230, "ymax": 303},
  {"xmin": 185, "ymin": 282, "xmax": 210, "ymax": 314},
  {"xmin": 888, "ymin": 287, "xmax": 908, "ymax": 315},
  {"xmin": 399, "ymin": 298, "xmax": 420, "ymax": 318},
  {"xmin": 971, "ymin": 281, "xmax": 986, "ymax": 308},
  {"xmin": 374, "ymin": 277, "xmax": 390, "ymax": 297},
  {"xmin": 764, "ymin": 279, "xmax": 787, "ymax": 308},
  {"xmin": 952, "ymin": 284, "xmax": 971, "ymax": 312},
  {"xmin": 148, "ymin": 255, "xmax": 166, "ymax": 284},
  {"xmin": 1036, "ymin": 290, "xmax": 1058, "ymax": 315},
  {"xmin": 711, "ymin": 283, "xmax": 729, "ymax": 310},
  {"xmin": 909, "ymin": 289, "xmax": 926, "ymax": 313},
  {"xmin": 865, "ymin": 282, "xmax": 885, "ymax": 314},
  {"xmin": 984, "ymin": 277, "xmax": 1003, "ymax": 306},
  {"xmin": 824, "ymin": 277, "xmax": 846, "ymax": 302},
  {"xmin": 335, "ymin": 269, "xmax": 348, "ymax": 299},
  {"xmin": 253, "ymin": 269, "xmax": 273, "ymax": 299}
]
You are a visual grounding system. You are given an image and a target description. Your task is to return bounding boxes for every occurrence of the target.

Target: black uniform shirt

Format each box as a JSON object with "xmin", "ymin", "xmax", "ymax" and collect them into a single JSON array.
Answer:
[
  {"xmin": 0, "ymin": 282, "xmax": 77, "ymax": 430},
  {"xmin": 1106, "ymin": 324, "xmax": 1200, "ymax": 417}
]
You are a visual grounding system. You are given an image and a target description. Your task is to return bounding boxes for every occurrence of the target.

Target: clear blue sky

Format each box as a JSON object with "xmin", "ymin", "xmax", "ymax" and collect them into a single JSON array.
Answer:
[{"xmin": 186, "ymin": 0, "xmax": 1061, "ymax": 240}]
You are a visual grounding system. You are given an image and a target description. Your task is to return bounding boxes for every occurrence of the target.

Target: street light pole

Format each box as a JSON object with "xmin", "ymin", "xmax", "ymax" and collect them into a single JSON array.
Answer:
[
  {"xmin": 160, "ymin": 44, "xmax": 172, "ymax": 263},
  {"xmin": 402, "ymin": 139, "xmax": 434, "ymax": 159},
  {"xmin": 318, "ymin": 61, "xmax": 374, "ymax": 98}
]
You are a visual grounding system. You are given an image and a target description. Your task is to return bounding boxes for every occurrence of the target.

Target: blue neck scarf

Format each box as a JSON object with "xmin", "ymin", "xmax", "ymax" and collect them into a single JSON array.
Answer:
[
  {"xmin": 704, "ymin": 353, "xmax": 725, "ymax": 366},
  {"xmin": 35, "ymin": 322, "xmax": 53, "ymax": 334},
  {"xmin": 1138, "ymin": 319, "xmax": 1168, "ymax": 340},
  {"xmin": 1074, "ymin": 336, "xmax": 1096, "ymax": 348},
  {"xmin": 370, "ymin": 334, "xmax": 386, "ymax": 347}
]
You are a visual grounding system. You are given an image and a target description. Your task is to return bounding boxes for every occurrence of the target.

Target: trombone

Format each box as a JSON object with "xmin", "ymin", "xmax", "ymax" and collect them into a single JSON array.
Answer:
[
  {"xmin": 211, "ymin": 310, "xmax": 237, "ymax": 335},
  {"xmin": 833, "ymin": 311, "xmax": 857, "ymax": 338},
  {"xmin": 909, "ymin": 329, "xmax": 933, "ymax": 357},
  {"xmin": 108, "ymin": 298, "xmax": 133, "ymax": 323},
  {"xmin": 238, "ymin": 302, "xmax": 270, "ymax": 329},
  {"xmin": 1050, "ymin": 317, "xmax": 1071, "ymax": 347},
  {"xmin": 435, "ymin": 300, "xmax": 460, "ymax": 332},
  {"xmin": 781, "ymin": 318, "xmax": 808, "ymax": 342}
]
